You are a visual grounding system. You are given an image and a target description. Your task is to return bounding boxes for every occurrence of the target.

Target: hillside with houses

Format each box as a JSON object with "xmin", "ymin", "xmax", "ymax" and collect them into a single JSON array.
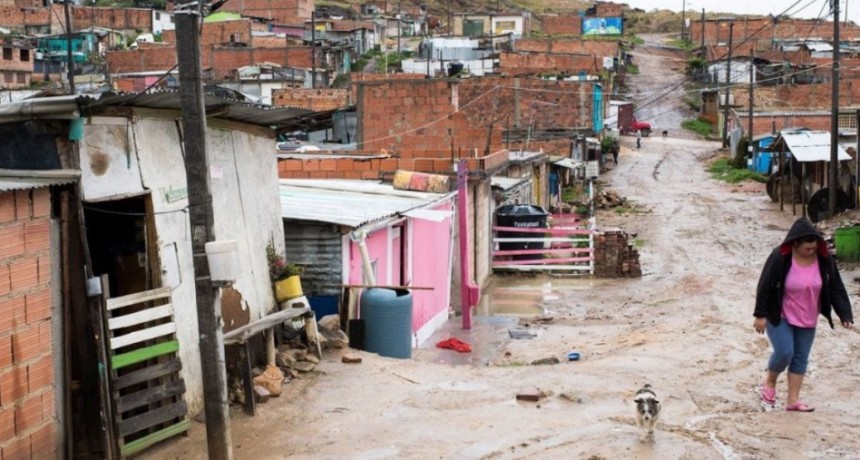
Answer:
[{"xmin": 3, "ymin": 0, "xmax": 860, "ymax": 457}]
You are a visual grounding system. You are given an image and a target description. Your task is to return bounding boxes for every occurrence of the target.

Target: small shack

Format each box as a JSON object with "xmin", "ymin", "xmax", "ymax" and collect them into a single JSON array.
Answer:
[
  {"xmin": 767, "ymin": 129, "xmax": 853, "ymax": 221},
  {"xmin": 279, "ymin": 179, "xmax": 456, "ymax": 347}
]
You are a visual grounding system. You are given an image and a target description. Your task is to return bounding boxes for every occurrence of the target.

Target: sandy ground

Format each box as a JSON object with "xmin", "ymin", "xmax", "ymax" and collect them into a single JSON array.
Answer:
[{"xmin": 141, "ymin": 36, "xmax": 860, "ymax": 459}]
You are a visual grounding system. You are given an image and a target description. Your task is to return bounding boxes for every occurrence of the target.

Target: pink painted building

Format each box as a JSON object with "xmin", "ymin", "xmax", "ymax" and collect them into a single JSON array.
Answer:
[{"xmin": 280, "ymin": 179, "xmax": 455, "ymax": 346}]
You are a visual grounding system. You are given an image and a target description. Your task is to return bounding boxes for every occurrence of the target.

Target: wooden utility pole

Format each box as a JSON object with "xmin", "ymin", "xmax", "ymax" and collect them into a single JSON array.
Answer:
[
  {"xmin": 63, "ymin": 0, "xmax": 75, "ymax": 93},
  {"xmin": 829, "ymin": 0, "xmax": 840, "ymax": 217},
  {"xmin": 722, "ymin": 22, "xmax": 734, "ymax": 149},
  {"xmin": 748, "ymin": 49, "xmax": 754, "ymax": 143},
  {"xmin": 701, "ymin": 9, "xmax": 705, "ymax": 49},
  {"xmin": 311, "ymin": 12, "xmax": 316, "ymax": 89},
  {"xmin": 175, "ymin": 10, "xmax": 233, "ymax": 459},
  {"xmin": 681, "ymin": 0, "xmax": 686, "ymax": 42}
]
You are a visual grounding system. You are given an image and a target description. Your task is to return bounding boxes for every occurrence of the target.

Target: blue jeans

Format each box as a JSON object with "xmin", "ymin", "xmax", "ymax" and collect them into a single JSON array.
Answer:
[{"xmin": 766, "ymin": 318, "xmax": 816, "ymax": 375}]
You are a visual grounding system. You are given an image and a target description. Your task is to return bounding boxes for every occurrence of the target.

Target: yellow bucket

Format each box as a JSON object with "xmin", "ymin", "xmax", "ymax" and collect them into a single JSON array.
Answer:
[{"xmin": 274, "ymin": 275, "xmax": 303, "ymax": 302}]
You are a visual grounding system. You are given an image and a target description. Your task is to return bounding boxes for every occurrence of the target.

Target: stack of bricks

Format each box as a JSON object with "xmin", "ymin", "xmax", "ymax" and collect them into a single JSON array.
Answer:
[
  {"xmin": 0, "ymin": 188, "xmax": 56, "ymax": 459},
  {"xmin": 593, "ymin": 229, "xmax": 641, "ymax": 278}
]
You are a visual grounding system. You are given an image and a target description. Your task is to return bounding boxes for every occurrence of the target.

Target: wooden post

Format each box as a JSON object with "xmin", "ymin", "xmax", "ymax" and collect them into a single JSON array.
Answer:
[{"xmin": 175, "ymin": 10, "xmax": 233, "ymax": 459}]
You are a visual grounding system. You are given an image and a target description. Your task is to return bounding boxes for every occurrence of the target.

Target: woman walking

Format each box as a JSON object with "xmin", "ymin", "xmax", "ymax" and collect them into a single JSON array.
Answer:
[{"xmin": 754, "ymin": 217, "xmax": 853, "ymax": 412}]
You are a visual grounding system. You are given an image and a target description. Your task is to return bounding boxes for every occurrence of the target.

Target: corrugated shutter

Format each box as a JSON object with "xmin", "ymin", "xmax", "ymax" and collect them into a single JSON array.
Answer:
[{"xmin": 284, "ymin": 222, "xmax": 343, "ymax": 296}]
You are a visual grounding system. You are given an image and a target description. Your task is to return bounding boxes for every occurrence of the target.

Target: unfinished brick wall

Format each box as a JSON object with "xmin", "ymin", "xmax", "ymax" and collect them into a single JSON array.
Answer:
[
  {"xmin": 107, "ymin": 46, "xmax": 312, "ymax": 78},
  {"xmin": 217, "ymin": 0, "xmax": 308, "ymax": 24},
  {"xmin": 737, "ymin": 114, "xmax": 831, "ymax": 136},
  {"xmin": 0, "ymin": 188, "xmax": 56, "ymax": 459},
  {"xmin": 690, "ymin": 18, "xmax": 860, "ymax": 47},
  {"xmin": 162, "ymin": 20, "xmax": 252, "ymax": 47},
  {"xmin": 0, "ymin": 46, "xmax": 34, "ymax": 72},
  {"xmin": 732, "ymin": 82, "xmax": 860, "ymax": 111},
  {"xmin": 594, "ymin": 2, "xmax": 623, "ymax": 17},
  {"xmin": 276, "ymin": 150, "xmax": 509, "ymax": 179},
  {"xmin": 593, "ymin": 229, "xmax": 641, "ymax": 277},
  {"xmin": 515, "ymin": 39, "xmax": 619, "ymax": 57},
  {"xmin": 356, "ymin": 79, "xmax": 502, "ymax": 159},
  {"xmin": 498, "ymin": 52, "xmax": 598, "ymax": 76},
  {"xmin": 272, "ymin": 88, "xmax": 350, "ymax": 110},
  {"xmin": 0, "ymin": 6, "xmax": 52, "ymax": 33},
  {"xmin": 457, "ymin": 77, "xmax": 595, "ymax": 132},
  {"xmin": 539, "ymin": 15, "xmax": 582, "ymax": 36},
  {"xmin": 72, "ymin": 6, "xmax": 152, "ymax": 31}
]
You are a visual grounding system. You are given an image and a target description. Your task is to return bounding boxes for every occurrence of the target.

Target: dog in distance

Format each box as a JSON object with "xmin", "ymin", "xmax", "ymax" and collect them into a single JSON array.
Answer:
[{"xmin": 633, "ymin": 384, "xmax": 661, "ymax": 438}]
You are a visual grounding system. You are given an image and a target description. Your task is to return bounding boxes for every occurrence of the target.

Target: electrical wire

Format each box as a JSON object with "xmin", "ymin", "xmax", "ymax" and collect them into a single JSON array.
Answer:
[{"xmin": 83, "ymin": 204, "xmax": 190, "ymax": 216}]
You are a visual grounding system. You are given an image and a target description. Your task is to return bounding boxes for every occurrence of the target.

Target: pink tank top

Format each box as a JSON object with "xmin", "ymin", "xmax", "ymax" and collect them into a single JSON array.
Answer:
[{"xmin": 782, "ymin": 258, "xmax": 822, "ymax": 328}]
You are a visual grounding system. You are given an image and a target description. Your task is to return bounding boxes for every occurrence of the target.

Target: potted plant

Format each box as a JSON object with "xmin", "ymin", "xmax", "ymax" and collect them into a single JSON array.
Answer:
[{"xmin": 267, "ymin": 244, "xmax": 304, "ymax": 302}]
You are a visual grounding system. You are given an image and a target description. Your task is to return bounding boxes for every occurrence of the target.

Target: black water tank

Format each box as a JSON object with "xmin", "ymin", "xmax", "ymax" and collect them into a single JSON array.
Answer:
[
  {"xmin": 495, "ymin": 204, "xmax": 548, "ymax": 260},
  {"xmin": 448, "ymin": 62, "xmax": 464, "ymax": 77}
]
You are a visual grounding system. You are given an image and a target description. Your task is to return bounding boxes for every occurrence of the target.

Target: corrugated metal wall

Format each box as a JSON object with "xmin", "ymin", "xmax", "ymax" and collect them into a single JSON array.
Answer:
[{"xmin": 284, "ymin": 221, "xmax": 343, "ymax": 296}]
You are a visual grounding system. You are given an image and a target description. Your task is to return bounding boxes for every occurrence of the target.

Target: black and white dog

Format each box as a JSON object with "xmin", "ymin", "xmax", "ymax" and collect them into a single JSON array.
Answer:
[{"xmin": 633, "ymin": 384, "xmax": 661, "ymax": 438}]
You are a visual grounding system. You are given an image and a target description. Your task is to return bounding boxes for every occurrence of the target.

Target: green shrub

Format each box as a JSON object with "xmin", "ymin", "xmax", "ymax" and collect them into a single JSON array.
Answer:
[
  {"xmin": 707, "ymin": 158, "xmax": 767, "ymax": 183},
  {"xmin": 681, "ymin": 118, "xmax": 712, "ymax": 137}
]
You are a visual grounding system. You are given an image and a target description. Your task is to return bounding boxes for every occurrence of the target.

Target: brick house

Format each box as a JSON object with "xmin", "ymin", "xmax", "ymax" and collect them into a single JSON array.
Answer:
[
  {"xmin": 0, "ymin": 171, "xmax": 78, "ymax": 460},
  {"xmin": 276, "ymin": 76, "xmax": 604, "ymax": 301},
  {"xmin": 0, "ymin": 44, "xmax": 34, "ymax": 89},
  {"xmin": 107, "ymin": 18, "xmax": 315, "ymax": 81},
  {"xmin": 0, "ymin": 92, "xmax": 312, "ymax": 457}
]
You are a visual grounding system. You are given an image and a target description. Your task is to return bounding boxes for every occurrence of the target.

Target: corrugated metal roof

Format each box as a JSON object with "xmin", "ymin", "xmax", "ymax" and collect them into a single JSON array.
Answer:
[
  {"xmin": 0, "ymin": 169, "xmax": 80, "ymax": 191},
  {"xmin": 553, "ymin": 158, "xmax": 586, "ymax": 170},
  {"xmin": 491, "ymin": 176, "xmax": 528, "ymax": 190},
  {"xmin": 279, "ymin": 179, "xmax": 452, "ymax": 228},
  {"xmin": 88, "ymin": 88, "xmax": 316, "ymax": 129},
  {"xmin": 780, "ymin": 130, "xmax": 851, "ymax": 162}
]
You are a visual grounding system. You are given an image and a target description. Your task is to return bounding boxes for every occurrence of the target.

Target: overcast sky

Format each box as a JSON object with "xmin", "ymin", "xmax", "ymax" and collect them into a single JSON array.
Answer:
[{"xmin": 620, "ymin": 0, "xmax": 860, "ymax": 27}]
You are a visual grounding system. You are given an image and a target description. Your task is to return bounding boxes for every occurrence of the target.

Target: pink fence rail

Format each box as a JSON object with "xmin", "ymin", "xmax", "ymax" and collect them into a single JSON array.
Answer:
[{"xmin": 492, "ymin": 219, "xmax": 595, "ymax": 273}]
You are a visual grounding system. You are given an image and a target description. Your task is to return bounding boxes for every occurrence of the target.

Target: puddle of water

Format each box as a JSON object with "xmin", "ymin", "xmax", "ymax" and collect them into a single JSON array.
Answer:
[{"xmin": 479, "ymin": 277, "xmax": 601, "ymax": 317}]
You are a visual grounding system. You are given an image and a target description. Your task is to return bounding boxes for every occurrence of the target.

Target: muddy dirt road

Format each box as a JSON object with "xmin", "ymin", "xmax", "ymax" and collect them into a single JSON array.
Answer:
[{"xmin": 145, "ymin": 36, "xmax": 860, "ymax": 459}]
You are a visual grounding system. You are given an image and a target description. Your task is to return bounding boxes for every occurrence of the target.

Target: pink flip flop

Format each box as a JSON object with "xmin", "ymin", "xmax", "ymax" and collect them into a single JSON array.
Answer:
[
  {"xmin": 785, "ymin": 401, "xmax": 815, "ymax": 412},
  {"xmin": 760, "ymin": 385, "xmax": 776, "ymax": 405}
]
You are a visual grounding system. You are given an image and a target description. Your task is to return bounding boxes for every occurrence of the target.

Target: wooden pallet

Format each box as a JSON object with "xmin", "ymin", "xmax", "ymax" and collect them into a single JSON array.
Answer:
[{"xmin": 104, "ymin": 287, "xmax": 189, "ymax": 457}]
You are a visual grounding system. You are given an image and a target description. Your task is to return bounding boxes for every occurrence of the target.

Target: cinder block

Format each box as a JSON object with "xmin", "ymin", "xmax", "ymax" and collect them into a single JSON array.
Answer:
[
  {"xmin": 13, "ymin": 190, "xmax": 30, "ymax": 220},
  {"xmin": 0, "ymin": 406, "xmax": 13, "ymax": 444},
  {"xmin": 0, "ymin": 366, "xmax": 28, "ymax": 405},
  {"xmin": 24, "ymin": 219, "xmax": 51, "ymax": 252},
  {"xmin": 1, "ymin": 432, "xmax": 31, "ymax": 459},
  {"xmin": 27, "ymin": 355, "xmax": 52, "ymax": 391},
  {"xmin": 12, "ymin": 326, "xmax": 42, "ymax": 363},
  {"xmin": 0, "ymin": 335, "xmax": 11, "ymax": 369},
  {"xmin": 37, "ymin": 256, "xmax": 51, "ymax": 286},
  {"xmin": 0, "ymin": 223, "xmax": 26, "ymax": 261},
  {"xmin": 31, "ymin": 188, "xmax": 50, "ymax": 218},
  {"xmin": 41, "ymin": 390, "xmax": 55, "ymax": 421},
  {"xmin": 14, "ymin": 393, "xmax": 43, "ymax": 433},
  {"xmin": 0, "ymin": 191, "xmax": 14, "ymax": 223},
  {"xmin": 30, "ymin": 422, "xmax": 56, "ymax": 459},
  {"xmin": 9, "ymin": 257, "xmax": 38, "ymax": 292},
  {"xmin": 0, "ymin": 296, "xmax": 25, "ymax": 335},
  {"xmin": 0, "ymin": 263, "xmax": 10, "ymax": 296}
]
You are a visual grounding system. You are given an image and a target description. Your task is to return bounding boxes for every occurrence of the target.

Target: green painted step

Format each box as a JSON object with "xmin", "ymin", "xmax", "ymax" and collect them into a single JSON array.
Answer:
[
  {"xmin": 112, "ymin": 340, "xmax": 179, "ymax": 370},
  {"xmin": 120, "ymin": 419, "xmax": 191, "ymax": 456}
]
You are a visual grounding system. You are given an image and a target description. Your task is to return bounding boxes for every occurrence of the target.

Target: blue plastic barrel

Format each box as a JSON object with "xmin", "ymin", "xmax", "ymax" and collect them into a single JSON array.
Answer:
[{"xmin": 360, "ymin": 288, "xmax": 413, "ymax": 359}]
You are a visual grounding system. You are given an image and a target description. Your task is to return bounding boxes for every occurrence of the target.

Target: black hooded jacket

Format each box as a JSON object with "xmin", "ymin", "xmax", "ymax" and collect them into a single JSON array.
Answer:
[{"xmin": 754, "ymin": 217, "xmax": 853, "ymax": 329}]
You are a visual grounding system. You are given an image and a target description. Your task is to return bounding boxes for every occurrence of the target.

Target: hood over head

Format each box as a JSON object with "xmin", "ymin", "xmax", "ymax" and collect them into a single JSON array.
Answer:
[{"xmin": 780, "ymin": 217, "xmax": 828, "ymax": 257}]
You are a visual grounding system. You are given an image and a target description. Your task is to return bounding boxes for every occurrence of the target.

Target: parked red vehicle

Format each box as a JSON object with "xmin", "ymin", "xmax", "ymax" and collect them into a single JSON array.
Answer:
[
  {"xmin": 630, "ymin": 117, "xmax": 652, "ymax": 136},
  {"xmin": 614, "ymin": 101, "xmax": 652, "ymax": 136}
]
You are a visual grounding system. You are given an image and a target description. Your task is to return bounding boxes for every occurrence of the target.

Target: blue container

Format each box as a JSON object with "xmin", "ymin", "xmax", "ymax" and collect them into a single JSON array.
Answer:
[
  {"xmin": 68, "ymin": 117, "xmax": 85, "ymax": 141},
  {"xmin": 361, "ymin": 288, "xmax": 413, "ymax": 359},
  {"xmin": 753, "ymin": 152, "xmax": 772, "ymax": 174},
  {"xmin": 308, "ymin": 295, "xmax": 339, "ymax": 321}
]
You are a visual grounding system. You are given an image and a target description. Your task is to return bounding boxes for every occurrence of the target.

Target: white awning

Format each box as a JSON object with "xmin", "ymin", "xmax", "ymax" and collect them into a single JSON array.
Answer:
[{"xmin": 781, "ymin": 131, "xmax": 851, "ymax": 162}]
